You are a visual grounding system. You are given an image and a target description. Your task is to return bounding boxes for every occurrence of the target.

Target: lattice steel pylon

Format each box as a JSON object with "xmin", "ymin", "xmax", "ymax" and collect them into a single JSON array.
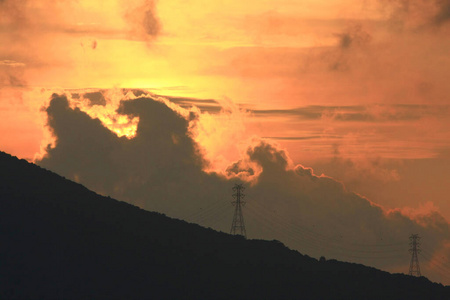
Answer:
[
  {"xmin": 409, "ymin": 234, "xmax": 421, "ymax": 277},
  {"xmin": 230, "ymin": 183, "xmax": 246, "ymax": 238}
]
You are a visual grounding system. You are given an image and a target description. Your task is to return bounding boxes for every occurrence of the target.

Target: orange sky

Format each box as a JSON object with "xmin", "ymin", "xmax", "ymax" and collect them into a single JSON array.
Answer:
[
  {"xmin": 2, "ymin": 0, "xmax": 450, "ymax": 204},
  {"xmin": 1, "ymin": 0, "xmax": 450, "ymax": 284}
]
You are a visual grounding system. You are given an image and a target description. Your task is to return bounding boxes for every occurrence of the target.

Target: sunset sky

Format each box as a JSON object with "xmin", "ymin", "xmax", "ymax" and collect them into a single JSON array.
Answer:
[{"xmin": 1, "ymin": 0, "xmax": 450, "ymax": 284}]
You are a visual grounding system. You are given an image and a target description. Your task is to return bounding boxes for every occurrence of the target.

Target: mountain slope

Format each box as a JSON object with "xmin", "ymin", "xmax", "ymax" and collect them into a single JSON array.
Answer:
[{"xmin": 0, "ymin": 151, "xmax": 448, "ymax": 299}]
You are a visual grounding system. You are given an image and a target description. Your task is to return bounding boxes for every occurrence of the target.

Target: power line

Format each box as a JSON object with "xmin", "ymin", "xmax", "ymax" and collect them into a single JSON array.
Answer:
[
  {"xmin": 420, "ymin": 252, "xmax": 450, "ymax": 282},
  {"xmin": 247, "ymin": 200, "xmax": 404, "ymax": 254},
  {"xmin": 420, "ymin": 250, "xmax": 450, "ymax": 275},
  {"xmin": 421, "ymin": 248, "xmax": 450, "ymax": 271},
  {"xmin": 184, "ymin": 190, "xmax": 447, "ymax": 283},
  {"xmin": 191, "ymin": 203, "xmax": 229, "ymax": 224},
  {"xmin": 246, "ymin": 201, "xmax": 404, "ymax": 259},
  {"xmin": 185, "ymin": 198, "xmax": 229, "ymax": 223},
  {"xmin": 246, "ymin": 196, "xmax": 405, "ymax": 248}
]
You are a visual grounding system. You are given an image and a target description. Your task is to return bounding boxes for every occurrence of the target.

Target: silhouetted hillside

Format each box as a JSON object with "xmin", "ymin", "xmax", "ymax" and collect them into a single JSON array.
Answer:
[{"xmin": 0, "ymin": 151, "xmax": 448, "ymax": 299}]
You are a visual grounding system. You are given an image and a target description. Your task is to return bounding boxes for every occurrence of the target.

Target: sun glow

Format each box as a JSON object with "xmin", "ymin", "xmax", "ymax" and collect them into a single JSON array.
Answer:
[{"xmin": 69, "ymin": 89, "xmax": 140, "ymax": 139}]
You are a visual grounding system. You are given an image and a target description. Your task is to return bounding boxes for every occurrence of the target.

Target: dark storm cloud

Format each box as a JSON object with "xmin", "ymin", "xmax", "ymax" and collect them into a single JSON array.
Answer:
[
  {"xmin": 238, "ymin": 141, "xmax": 448, "ymax": 264},
  {"xmin": 38, "ymin": 93, "xmax": 450, "ymax": 283},
  {"xmin": 38, "ymin": 94, "xmax": 226, "ymax": 215},
  {"xmin": 41, "ymin": 94, "xmax": 122, "ymax": 193}
]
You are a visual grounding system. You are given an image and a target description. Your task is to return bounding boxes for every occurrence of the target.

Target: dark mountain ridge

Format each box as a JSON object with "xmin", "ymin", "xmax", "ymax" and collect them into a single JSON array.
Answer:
[{"xmin": 0, "ymin": 151, "xmax": 448, "ymax": 299}]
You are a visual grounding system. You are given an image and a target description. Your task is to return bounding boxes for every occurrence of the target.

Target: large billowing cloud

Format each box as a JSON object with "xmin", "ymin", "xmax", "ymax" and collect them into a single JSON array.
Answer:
[
  {"xmin": 37, "ymin": 92, "xmax": 450, "ymax": 285},
  {"xmin": 39, "ymin": 93, "xmax": 226, "ymax": 214}
]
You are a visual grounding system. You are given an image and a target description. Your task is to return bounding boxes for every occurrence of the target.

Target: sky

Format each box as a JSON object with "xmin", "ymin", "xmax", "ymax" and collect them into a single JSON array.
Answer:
[{"xmin": 1, "ymin": 0, "xmax": 450, "ymax": 284}]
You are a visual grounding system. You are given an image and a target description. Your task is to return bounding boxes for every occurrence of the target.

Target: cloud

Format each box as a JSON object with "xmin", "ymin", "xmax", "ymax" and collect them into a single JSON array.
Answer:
[
  {"xmin": 0, "ymin": 60, "xmax": 26, "ymax": 88},
  {"xmin": 38, "ymin": 93, "xmax": 224, "ymax": 213},
  {"xmin": 335, "ymin": 23, "xmax": 372, "ymax": 50},
  {"xmin": 252, "ymin": 104, "xmax": 446, "ymax": 123},
  {"xmin": 328, "ymin": 23, "xmax": 372, "ymax": 72},
  {"xmin": 0, "ymin": 73, "xmax": 26, "ymax": 88},
  {"xmin": 0, "ymin": 60, "xmax": 26, "ymax": 67},
  {"xmin": 80, "ymin": 39, "xmax": 98, "ymax": 51},
  {"xmin": 162, "ymin": 96, "xmax": 221, "ymax": 114},
  {"xmin": 0, "ymin": 0, "xmax": 153, "ymax": 40},
  {"xmin": 434, "ymin": 0, "xmax": 450, "ymax": 25},
  {"xmin": 315, "ymin": 153, "xmax": 402, "ymax": 187},
  {"xmin": 0, "ymin": 0, "xmax": 27, "ymax": 27},
  {"xmin": 261, "ymin": 136, "xmax": 326, "ymax": 141},
  {"xmin": 37, "ymin": 92, "xmax": 450, "ymax": 284},
  {"xmin": 0, "ymin": 0, "xmax": 29, "ymax": 89},
  {"xmin": 121, "ymin": 0, "xmax": 161, "ymax": 41},
  {"xmin": 379, "ymin": 0, "xmax": 450, "ymax": 29},
  {"xmin": 0, "ymin": 0, "xmax": 163, "ymax": 93},
  {"xmin": 73, "ymin": 91, "xmax": 107, "ymax": 106},
  {"xmin": 230, "ymin": 140, "xmax": 448, "ymax": 280}
]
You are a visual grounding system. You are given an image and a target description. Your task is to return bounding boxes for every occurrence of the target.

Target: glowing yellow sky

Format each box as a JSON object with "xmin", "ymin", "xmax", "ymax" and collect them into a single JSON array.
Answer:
[{"xmin": 2, "ymin": 0, "xmax": 382, "ymax": 94}]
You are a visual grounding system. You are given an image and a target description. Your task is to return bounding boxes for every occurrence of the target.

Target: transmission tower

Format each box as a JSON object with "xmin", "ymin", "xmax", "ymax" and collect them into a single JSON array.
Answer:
[
  {"xmin": 409, "ymin": 234, "xmax": 421, "ymax": 277},
  {"xmin": 230, "ymin": 183, "xmax": 246, "ymax": 238}
]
